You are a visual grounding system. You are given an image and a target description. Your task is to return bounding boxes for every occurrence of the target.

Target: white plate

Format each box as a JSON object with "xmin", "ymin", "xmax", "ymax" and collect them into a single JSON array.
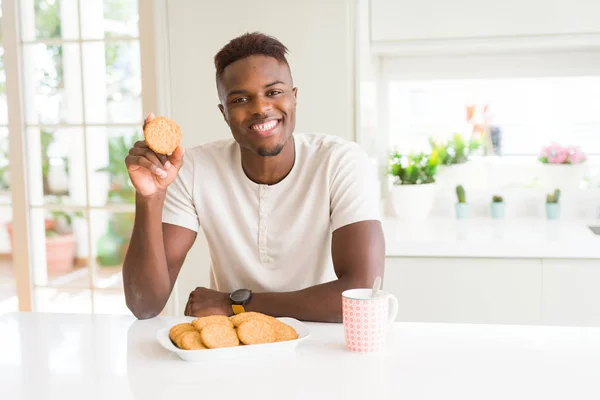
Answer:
[{"xmin": 156, "ymin": 317, "xmax": 311, "ymax": 362}]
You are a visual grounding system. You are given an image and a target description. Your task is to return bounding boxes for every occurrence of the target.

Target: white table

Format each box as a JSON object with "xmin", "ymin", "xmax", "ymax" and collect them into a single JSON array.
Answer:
[{"xmin": 1, "ymin": 312, "xmax": 600, "ymax": 399}]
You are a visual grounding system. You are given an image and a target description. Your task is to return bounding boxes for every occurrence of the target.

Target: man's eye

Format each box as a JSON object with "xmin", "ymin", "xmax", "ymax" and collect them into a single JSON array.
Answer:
[
  {"xmin": 268, "ymin": 90, "xmax": 282, "ymax": 96},
  {"xmin": 232, "ymin": 97, "xmax": 247, "ymax": 104}
]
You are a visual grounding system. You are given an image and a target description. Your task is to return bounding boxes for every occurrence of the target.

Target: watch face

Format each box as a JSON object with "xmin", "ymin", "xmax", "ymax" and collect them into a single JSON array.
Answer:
[{"xmin": 230, "ymin": 289, "xmax": 251, "ymax": 303}]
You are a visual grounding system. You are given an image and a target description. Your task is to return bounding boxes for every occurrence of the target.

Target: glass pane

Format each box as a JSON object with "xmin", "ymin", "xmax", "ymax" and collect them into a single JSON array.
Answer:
[
  {"xmin": 82, "ymin": 41, "xmax": 142, "ymax": 124},
  {"xmin": 88, "ymin": 127, "xmax": 141, "ymax": 206},
  {"xmin": 93, "ymin": 290, "xmax": 130, "ymax": 314},
  {"xmin": 0, "ymin": 129, "xmax": 9, "ymax": 193},
  {"xmin": 30, "ymin": 207, "xmax": 89, "ymax": 287},
  {"xmin": 22, "ymin": 43, "xmax": 83, "ymax": 125},
  {"xmin": 80, "ymin": 0, "xmax": 139, "ymax": 39},
  {"xmin": 27, "ymin": 127, "xmax": 87, "ymax": 207},
  {"xmin": 388, "ymin": 76, "xmax": 600, "ymax": 156},
  {"xmin": 20, "ymin": 0, "xmax": 80, "ymax": 41},
  {"xmin": 0, "ymin": 206, "xmax": 17, "ymax": 316},
  {"xmin": 34, "ymin": 287, "xmax": 92, "ymax": 313},
  {"xmin": 0, "ymin": 47, "xmax": 7, "ymax": 125},
  {"xmin": 91, "ymin": 210, "xmax": 133, "ymax": 289}
]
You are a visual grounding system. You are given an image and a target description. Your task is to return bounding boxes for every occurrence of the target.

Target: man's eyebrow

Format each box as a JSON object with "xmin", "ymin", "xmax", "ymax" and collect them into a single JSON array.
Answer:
[
  {"xmin": 265, "ymin": 80, "xmax": 285, "ymax": 88},
  {"xmin": 226, "ymin": 81, "xmax": 286, "ymax": 98}
]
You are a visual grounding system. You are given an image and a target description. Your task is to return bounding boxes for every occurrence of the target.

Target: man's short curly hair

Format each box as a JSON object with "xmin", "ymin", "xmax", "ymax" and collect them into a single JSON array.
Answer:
[{"xmin": 214, "ymin": 32, "xmax": 290, "ymax": 85}]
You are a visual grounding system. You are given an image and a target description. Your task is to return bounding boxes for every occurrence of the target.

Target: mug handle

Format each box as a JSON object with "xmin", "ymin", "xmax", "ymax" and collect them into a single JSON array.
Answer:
[{"xmin": 387, "ymin": 293, "xmax": 399, "ymax": 323}]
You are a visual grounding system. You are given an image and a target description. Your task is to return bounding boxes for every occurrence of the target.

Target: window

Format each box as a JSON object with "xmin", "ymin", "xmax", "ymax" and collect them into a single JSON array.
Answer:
[
  {"xmin": 388, "ymin": 76, "xmax": 600, "ymax": 156},
  {"xmin": 1, "ymin": 0, "xmax": 152, "ymax": 315}
]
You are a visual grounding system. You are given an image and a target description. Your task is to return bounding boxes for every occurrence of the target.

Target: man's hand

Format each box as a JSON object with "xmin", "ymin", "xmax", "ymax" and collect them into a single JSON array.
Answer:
[
  {"xmin": 125, "ymin": 113, "xmax": 185, "ymax": 198},
  {"xmin": 184, "ymin": 287, "xmax": 231, "ymax": 317}
]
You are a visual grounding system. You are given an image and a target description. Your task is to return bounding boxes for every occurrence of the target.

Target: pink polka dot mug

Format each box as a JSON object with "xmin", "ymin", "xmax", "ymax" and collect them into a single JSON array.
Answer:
[{"xmin": 342, "ymin": 288, "xmax": 399, "ymax": 352}]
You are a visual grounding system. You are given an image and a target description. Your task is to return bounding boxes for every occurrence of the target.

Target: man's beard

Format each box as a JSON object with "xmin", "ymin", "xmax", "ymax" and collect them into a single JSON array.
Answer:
[{"xmin": 257, "ymin": 141, "xmax": 285, "ymax": 157}]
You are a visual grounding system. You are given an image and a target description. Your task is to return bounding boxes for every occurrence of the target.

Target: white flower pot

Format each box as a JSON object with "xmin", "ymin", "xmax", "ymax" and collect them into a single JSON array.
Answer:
[
  {"xmin": 435, "ymin": 161, "xmax": 482, "ymax": 190},
  {"xmin": 389, "ymin": 183, "xmax": 437, "ymax": 221},
  {"xmin": 541, "ymin": 163, "xmax": 587, "ymax": 190}
]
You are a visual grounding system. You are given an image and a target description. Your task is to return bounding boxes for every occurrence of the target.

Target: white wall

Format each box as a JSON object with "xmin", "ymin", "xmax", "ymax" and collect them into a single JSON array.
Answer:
[
  {"xmin": 370, "ymin": 0, "xmax": 600, "ymax": 42},
  {"xmin": 157, "ymin": 0, "xmax": 357, "ymax": 314}
]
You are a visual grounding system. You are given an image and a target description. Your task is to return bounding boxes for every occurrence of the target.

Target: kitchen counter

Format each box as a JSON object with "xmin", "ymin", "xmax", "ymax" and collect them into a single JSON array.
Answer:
[
  {"xmin": 1, "ymin": 312, "xmax": 600, "ymax": 399},
  {"xmin": 383, "ymin": 218, "xmax": 600, "ymax": 259}
]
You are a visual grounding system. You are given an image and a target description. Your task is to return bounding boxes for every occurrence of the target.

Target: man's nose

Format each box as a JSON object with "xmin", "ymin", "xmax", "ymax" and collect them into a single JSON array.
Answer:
[{"xmin": 251, "ymin": 96, "xmax": 272, "ymax": 116}]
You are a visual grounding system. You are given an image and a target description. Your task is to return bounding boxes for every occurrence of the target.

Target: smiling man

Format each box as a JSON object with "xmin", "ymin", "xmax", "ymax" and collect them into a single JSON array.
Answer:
[{"xmin": 123, "ymin": 32, "xmax": 384, "ymax": 323}]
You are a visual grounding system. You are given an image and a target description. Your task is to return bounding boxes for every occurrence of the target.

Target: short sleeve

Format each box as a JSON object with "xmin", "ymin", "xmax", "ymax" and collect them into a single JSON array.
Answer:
[
  {"xmin": 162, "ymin": 154, "xmax": 199, "ymax": 232},
  {"xmin": 329, "ymin": 142, "xmax": 381, "ymax": 232}
]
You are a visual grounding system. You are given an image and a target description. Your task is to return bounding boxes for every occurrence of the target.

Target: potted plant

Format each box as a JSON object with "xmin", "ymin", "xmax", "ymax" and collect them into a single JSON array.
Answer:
[
  {"xmin": 490, "ymin": 195, "xmax": 505, "ymax": 219},
  {"xmin": 455, "ymin": 185, "xmax": 470, "ymax": 219},
  {"xmin": 6, "ymin": 211, "xmax": 77, "ymax": 275},
  {"xmin": 546, "ymin": 188, "xmax": 561, "ymax": 220},
  {"xmin": 388, "ymin": 151, "xmax": 439, "ymax": 221},
  {"xmin": 430, "ymin": 133, "xmax": 482, "ymax": 189},
  {"xmin": 539, "ymin": 143, "xmax": 587, "ymax": 190}
]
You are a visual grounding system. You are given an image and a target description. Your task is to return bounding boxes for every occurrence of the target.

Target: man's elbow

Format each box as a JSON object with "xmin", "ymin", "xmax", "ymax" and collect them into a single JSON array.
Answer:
[
  {"xmin": 131, "ymin": 308, "xmax": 161, "ymax": 320},
  {"xmin": 126, "ymin": 296, "xmax": 162, "ymax": 320}
]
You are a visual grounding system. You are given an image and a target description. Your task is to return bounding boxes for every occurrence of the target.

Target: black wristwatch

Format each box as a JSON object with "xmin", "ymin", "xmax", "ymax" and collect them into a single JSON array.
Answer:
[{"xmin": 230, "ymin": 289, "xmax": 252, "ymax": 315}]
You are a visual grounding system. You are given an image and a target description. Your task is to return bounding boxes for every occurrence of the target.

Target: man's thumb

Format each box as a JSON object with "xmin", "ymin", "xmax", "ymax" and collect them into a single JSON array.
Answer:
[{"xmin": 168, "ymin": 146, "xmax": 185, "ymax": 168}]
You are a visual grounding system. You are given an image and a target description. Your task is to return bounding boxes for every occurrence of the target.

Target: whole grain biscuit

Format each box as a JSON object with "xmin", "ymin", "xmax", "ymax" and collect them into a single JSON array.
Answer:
[
  {"xmin": 272, "ymin": 320, "xmax": 299, "ymax": 342},
  {"xmin": 191, "ymin": 315, "xmax": 233, "ymax": 332},
  {"xmin": 179, "ymin": 330, "xmax": 206, "ymax": 350},
  {"xmin": 169, "ymin": 323, "xmax": 195, "ymax": 346},
  {"xmin": 143, "ymin": 116, "xmax": 182, "ymax": 155},
  {"xmin": 237, "ymin": 319, "xmax": 277, "ymax": 345},
  {"xmin": 200, "ymin": 324, "xmax": 240, "ymax": 349},
  {"xmin": 230, "ymin": 312, "xmax": 276, "ymax": 328}
]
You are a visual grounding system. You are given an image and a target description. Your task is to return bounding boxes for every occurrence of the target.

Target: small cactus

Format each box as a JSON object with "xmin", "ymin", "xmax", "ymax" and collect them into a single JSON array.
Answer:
[
  {"xmin": 546, "ymin": 188, "xmax": 561, "ymax": 204},
  {"xmin": 456, "ymin": 185, "xmax": 466, "ymax": 204},
  {"xmin": 492, "ymin": 195, "xmax": 503, "ymax": 203}
]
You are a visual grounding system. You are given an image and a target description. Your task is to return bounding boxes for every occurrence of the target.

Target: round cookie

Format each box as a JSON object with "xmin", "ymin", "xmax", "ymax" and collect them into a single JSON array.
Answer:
[
  {"xmin": 169, "ymin": 323, "xmax": 195, "ymax": 346},
  {"xmin": 273, "ymin": 320, "xmax": 298, "ymax": 342},
  {"xmin": 143, "ymin": 116, "xmax": 182, "ymax": 155},
  {"xmin": 191, "ymin": 315, "xmax": 233, "ymax": 332},
  {"xmin": 230, "ymin": 312, "xmax": 276, "ymax": 328},
  {"xmin": 179, "ymin": 330, "xmax": 206, "ymax": 350},
  {"xmin": 237, "ymin": 319, "xmax": 277, "ymax": 345},
  {"xmin": 200, "ymin": 324, "xmax": 240, "ymax": 349}
]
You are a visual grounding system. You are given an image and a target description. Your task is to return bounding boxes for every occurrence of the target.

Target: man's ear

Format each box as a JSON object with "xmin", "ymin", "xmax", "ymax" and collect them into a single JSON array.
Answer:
[
  {"xmin": 292, "ymin": 87, "xmax": 298, "ymax": 105},
  {"xmin": 218, "ymin": 104, "xmax": 229, "ymax": 126}
]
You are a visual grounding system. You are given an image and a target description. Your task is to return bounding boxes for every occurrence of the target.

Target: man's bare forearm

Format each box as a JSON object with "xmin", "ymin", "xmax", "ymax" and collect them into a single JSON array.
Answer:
[
  {"xmin": 245, "ymin": 273, "xmax": 372, "ymax": 323},
  {"xmin": 123, "ymin": 192, "xmax": 171, "ymax": 319}
]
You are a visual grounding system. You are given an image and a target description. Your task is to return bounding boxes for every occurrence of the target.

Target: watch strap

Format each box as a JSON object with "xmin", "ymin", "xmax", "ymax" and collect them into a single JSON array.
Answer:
[{"xmin": 231, "ymin": 304, "xmax": 246, "ymax": 315}]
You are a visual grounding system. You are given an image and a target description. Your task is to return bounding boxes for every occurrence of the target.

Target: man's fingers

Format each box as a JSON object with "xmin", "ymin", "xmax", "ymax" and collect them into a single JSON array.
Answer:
[
  {"xmin": 157, "ymin": 154, "xmax": 170, "ymax": 168},
  {"xmin": 131, "ymin": 142, "xmax": 170, "ymax": 168},
  {"xmin": 128, "ymin": 148, "xmax": 166, "ymax": 170},
  {"xmin": 142, "ymin": 112, "xmax": 156, "ymax": 130},
  {"xmin": 125, "ymin": 155, "xmax": 167, "ymax": 178},
  {"xmin": 133, "ymin": 140, "xmax": 149, "ymax": 148}
]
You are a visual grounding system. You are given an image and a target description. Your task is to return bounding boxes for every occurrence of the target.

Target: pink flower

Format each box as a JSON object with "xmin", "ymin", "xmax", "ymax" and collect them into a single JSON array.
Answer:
[
  {"xmin": 540, "ymin": 143, "xmax": 587, "ymax": 164},
  {"xmin": 567, "ymin": 146, "xmax": 587, "ymax": 164},
  {"xmin": 549, "ymin": 149, "xmax": 568, "ymax": 164}
]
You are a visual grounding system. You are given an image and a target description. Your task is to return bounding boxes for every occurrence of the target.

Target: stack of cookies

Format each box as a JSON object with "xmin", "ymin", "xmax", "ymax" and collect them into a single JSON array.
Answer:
[{"xmin": 169, "ymin": 312, "xmax": 299, "ymax": 350}]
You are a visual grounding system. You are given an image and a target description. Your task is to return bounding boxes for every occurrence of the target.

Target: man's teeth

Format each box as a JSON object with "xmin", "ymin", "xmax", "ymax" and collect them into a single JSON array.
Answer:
[{"xmin": 251, "ymin": 120, "xmax": 278, "ymax": 132}]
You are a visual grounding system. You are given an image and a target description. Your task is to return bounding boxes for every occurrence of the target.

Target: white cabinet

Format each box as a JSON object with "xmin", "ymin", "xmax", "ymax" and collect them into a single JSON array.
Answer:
[
  {"xmin": 384, "ymin": 257, "xmax": 542, "ymax": 325},
  {"xmin": 371, "ymin": 0, "xmax": 600, "ymax": 42},
  {"xmin": 541, "ymin": 259, "xmax": 600, "ymax": 327}
]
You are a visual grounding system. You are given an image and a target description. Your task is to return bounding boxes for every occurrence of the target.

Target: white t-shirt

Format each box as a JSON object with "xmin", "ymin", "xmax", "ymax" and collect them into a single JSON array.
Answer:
[{"xmin": 162, "ymin": 133, "xmax": 381, "ymax": 293}]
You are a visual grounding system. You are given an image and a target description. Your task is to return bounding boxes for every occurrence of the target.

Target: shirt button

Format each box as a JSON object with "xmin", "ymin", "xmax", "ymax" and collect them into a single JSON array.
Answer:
[{"xmin": 260, "ymin": 225, "xmax": 267, "ymax": 232}]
